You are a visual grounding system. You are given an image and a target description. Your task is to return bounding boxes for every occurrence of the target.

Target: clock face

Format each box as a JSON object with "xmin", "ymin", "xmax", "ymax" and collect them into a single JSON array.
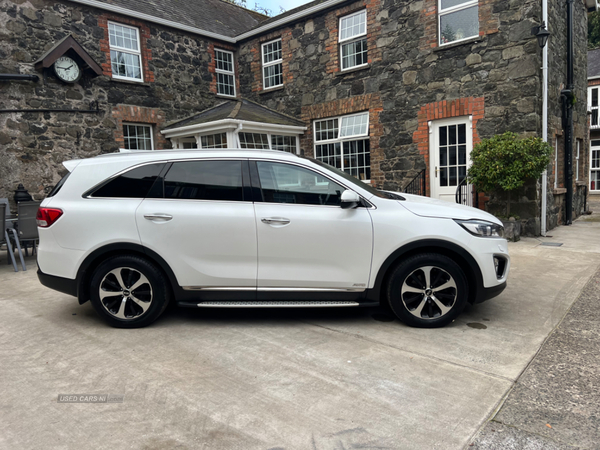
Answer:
[{"xmin": 54, "ymin": 56, "xmax": 81, "ymax": 83}]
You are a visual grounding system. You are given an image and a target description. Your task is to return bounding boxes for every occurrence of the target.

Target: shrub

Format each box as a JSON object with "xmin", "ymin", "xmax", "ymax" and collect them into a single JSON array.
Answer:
[{"xmin": 468, "ymin": 132, "xmax": 553, "ymax": 217}]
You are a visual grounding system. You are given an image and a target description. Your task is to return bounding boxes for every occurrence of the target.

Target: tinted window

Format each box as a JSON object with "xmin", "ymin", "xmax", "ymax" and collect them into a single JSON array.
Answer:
[
  {"xmin": 257, "ymin": 161, "xmax": 344, "ymax": 206},
  {"xmin": 164, "ymin": 160, "xmax": 244, "ymax": 201},
  {"xmin": 48, "ymin": 172, "xmax": 71, "ymax": 197},
  {"xmin": 91, "ymin": 163, "xmax": 164, "ymax": 198}
]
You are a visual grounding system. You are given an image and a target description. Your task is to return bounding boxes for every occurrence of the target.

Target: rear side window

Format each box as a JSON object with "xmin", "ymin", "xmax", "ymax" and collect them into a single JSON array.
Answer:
[
  {"xmin": 164, "ymin": 160, "xmax": 243, "ymax": 201},
  {"xmin": 90, "ymin": 163, "xmax": 164, "ymax": 198},
  {"xmin": 47, "ymin": 172, "xmax": 71, "ymax": 197}
]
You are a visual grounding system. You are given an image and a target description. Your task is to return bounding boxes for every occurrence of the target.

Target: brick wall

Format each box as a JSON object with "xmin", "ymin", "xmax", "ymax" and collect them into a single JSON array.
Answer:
[
  {"xmin": 248, "ymin": 28, "xmax": 294, "ymax": 93},
  {"xmin": 111, "ymin": 105, "xmax": 169, "ymax": 149},
  {"xmin": 208, "ymin": 42, "xmax": 240, "ymax": 97}
]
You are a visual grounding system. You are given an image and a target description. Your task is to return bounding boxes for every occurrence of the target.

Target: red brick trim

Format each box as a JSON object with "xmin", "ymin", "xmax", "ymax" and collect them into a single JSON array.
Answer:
[
  {"xmin": 208, "ymin": 42, "xmax": 239, "ymax": 97},
  {"xmin": 420, "ymin": 0, "xmax": 499, "ymax": 51},
  {"xmin": 249, "ymin": 29, "xmax": 293, "ymax": 92},
  {"xmin": 324, "ymin": 0, "xmax": 383, "ymax": 75},
  {"xmin": 413, "ymin": 97, "xmax": 485, "ymax": 197},
  {"xmin": 589, "ymin": 79, "xmax": 600, "ymax": 87},
  {"xmin": 98, "ymin": 14, "xmax": 154, "ymax": 83},
  {"xmin": 301, "ymin": 93, "xmax": 384, "ymax": 187},
  {"xmin": 111, "ymin": 105, "xmax": 168, "ymax": 149}
]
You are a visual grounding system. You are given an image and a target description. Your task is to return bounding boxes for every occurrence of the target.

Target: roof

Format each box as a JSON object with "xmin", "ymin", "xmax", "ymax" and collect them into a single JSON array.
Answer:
[
  {"xmin": 245, "ymin": 0, "xmax": 330, "ymax": 32},
  {"xmin": 589, "ymin": 48, "xmax": 600, "ymax": 79},
  {"xmin": 73, "ymin": 0, "xmax": 268, "ymax": 38},
  {"xmin": 164, "ymin": 98, "xmax": 306, "ymax": 129}
]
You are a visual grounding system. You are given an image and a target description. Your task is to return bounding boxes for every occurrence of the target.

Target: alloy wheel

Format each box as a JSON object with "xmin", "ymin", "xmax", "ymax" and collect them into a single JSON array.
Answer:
[
  {"xmin": 99, "ymin": 267, "xmax": 153, "ymax": 320},
  {"xmin": 400, "ymin": 265, "xmax": 457, "ymax": 320}
]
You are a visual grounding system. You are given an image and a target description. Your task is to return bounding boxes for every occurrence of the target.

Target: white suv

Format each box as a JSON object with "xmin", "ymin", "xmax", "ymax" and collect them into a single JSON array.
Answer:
[{"xmin": 37, "ymin": 150, "xmax": 509, "ymax": 328}]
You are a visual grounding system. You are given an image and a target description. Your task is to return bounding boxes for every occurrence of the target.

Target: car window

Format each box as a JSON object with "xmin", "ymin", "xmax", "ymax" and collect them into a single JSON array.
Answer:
[
  {"xmin": 48, "ymin": 172, "xmax": 71, "ymax": 197},
  {"xmin": 164, "ymin": 160, "xmax": 244, "ymax": 201},
  {"xmin": 256, "ymin": 161, "xmax": 344, "ymax": 206},
  {"xmin": 90, "ymin": 163, "xmax": 164, "ymax": 198}
]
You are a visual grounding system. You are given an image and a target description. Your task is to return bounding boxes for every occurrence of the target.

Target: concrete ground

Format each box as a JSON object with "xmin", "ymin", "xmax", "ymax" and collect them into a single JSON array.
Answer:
[{"xmin": 1, "ymin": 199, "xmax": 600, "ymax": 450}]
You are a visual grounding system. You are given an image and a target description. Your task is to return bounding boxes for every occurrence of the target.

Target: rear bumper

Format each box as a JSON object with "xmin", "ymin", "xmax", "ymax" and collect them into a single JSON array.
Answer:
[
  {"xmin": 474, "ymin": 281, "xmax": 506, "ymax": 304},
  {"xmin": 37, "ymin": 268, "xmax": 77, "ymax": 298}
]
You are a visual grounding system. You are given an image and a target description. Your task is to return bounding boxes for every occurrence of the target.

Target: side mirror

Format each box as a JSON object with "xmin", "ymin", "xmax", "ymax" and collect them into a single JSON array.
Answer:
[{"xmin": 340, "ymin": 190, "xmax": 360, "ymax": 209}]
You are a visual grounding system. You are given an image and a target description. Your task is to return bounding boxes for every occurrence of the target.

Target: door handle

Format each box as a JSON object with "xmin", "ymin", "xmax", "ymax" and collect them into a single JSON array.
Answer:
[
  {"xmin": 144, "ymin": 213, "xmax": 173, "ymax": 221},
  {"xmin": 261, "ymin": 217, "xmax": 290, "ymax": 225}
]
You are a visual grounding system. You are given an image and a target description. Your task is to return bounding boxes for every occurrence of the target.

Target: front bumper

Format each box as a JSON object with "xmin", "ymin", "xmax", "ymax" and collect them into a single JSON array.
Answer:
[{"xmin": 474, "ymin": 281, "xmax": 507, "ymax": 304}]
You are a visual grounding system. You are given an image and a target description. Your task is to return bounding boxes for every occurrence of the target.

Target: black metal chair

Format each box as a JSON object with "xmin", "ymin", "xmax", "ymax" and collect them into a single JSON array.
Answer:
[
  {"xmin": 0, "ymin": 203, "xmax": 22, "ymax": 272},
  {"xmin": 16, "ymin": 201, "xmax": 40, "ymax": 258}
]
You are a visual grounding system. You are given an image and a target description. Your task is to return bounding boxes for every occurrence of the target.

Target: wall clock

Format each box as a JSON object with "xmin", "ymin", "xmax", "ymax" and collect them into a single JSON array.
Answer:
[{"xmin": 53, "ymin": 55, "xmax": 81, "ymax": 83}]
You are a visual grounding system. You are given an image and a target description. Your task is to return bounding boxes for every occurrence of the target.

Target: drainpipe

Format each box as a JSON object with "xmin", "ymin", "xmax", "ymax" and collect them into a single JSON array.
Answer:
[
  {"xmin": 234, "ymin": 122, "xmax": 243, "ymax": 148},
  {"xmin": 541, "ymin": 0, "xmax": 549, "ymax": 236},
  {"xmin": 0, "ymin": 74, "xmax": 39, "ymax": 82},
  {"xmin": 563, "ymin": 0, "xmax": 575, "ymax": 225}
]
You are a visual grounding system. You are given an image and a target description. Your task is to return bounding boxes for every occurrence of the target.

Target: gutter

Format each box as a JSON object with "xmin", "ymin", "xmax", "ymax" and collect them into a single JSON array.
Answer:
[{"xmin": 67, "ymin": 0, "xmax": 350, "ymax": 43}]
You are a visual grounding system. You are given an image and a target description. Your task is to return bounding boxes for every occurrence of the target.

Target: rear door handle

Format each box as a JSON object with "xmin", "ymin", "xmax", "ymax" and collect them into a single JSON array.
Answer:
[
  {"xmin": 261, "ymin": 217, "xmax": 290, "ymax": 225},
  {"xmin": 144, "ymin": 213, "xmax": 173, "ymax": 221}
]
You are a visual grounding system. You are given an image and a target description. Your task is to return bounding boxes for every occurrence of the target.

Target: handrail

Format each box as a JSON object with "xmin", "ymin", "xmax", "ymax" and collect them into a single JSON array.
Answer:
[
  {"xmin": 404, "ymin": 169, "xmax": 426, "ymax": 196},
  {"xmin": 455, "ymin": 177, "xmax": 478, "ymax": 208}
]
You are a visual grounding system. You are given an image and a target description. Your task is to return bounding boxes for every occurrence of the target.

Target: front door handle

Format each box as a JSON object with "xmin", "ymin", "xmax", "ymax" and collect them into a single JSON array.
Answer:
[
  {"xmin": 144, "ymin": 213, "xmax": 173, "ymax": 221},
  {"xmin": 261, "ymin": 217, "xmax": 290, "ymax": 225}
]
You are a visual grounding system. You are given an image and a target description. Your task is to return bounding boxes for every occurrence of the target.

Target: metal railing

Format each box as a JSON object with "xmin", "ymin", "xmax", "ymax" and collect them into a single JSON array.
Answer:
[
  {"xmin": 403, "ymin": 169, "xmax": 426, "ymax": 196},
  {"xmin": 455, "ymin": 177, "xmax": 479, "ymax": 208}
]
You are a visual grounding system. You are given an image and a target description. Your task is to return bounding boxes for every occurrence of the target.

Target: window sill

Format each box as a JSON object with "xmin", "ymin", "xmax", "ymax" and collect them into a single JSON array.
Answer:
[
  {"xmin": 110, "ymin": 77, "xmax": 151, "ymax": 87},
  {"xmin": 259, "ymin": 86, "xmax": 284, "ymax": 95},
  {"xmin": 335, "ymin": 64, "xmax": 371, "ymax": 76},
  {"xmin": 434, "ymin": 36, "xmax": 483, "ymax": 52},
  {"xmin": 576, "ymin": 181, "xmax": 588, "ymax": 186},
  {"xmin": 553, "ymin": 188, "xmax": 567, "ymax": 195},
  {"xmin": 216, "ymin": 94, "xmax": 237, "ymax": 100}
]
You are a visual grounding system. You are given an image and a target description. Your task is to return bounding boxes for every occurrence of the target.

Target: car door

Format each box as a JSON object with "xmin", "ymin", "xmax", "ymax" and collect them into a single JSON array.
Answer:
[
  {"xmin": 135, "ymin": 159, "xmax": 257, "ymax": 289},
  {"xmin": 252, "ymin": 160, "xmax": 373, "ymax": 290}
]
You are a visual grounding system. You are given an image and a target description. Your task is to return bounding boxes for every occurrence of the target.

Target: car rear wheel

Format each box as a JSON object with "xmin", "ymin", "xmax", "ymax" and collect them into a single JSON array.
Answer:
[
  {"xmin": 387, "ymin": 253, "xmax": 468, "ymax": 328},
  {"xmin": 89, "ymin": 255, "xmax": 170, "ymax": 328}
]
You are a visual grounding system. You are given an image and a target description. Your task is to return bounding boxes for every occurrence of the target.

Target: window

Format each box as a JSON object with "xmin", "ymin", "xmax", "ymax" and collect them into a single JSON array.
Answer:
[
  {"xmin": 257, "ymin": 161, "xmax": 344, "ymax": 206},
  {"xmin": 591, "ymin": 140, "xmax": 600, "ymax": 191},
  {"xmin": 589, "ymin": 87, "xmax": 599, "ymax": 128},
  {"xmin": 437, "ymin": 123, "xmax": 468, "ymax": 187},
  {"xmin": 164, "ymin": 161, "xmax": 244, "ymax": 201},
  {"xmin": 239, "ymin": 133, "xmax": 270, "ymax": 149},
  {"xmin": 90, "ymin": 163, "xmax": 164, "ymax": 198},
  {"xmin": 181, "ymin": 140, "xmax": 198, "ymax": 149},
  {"xmin": 215, "ymin": 50, "xmax": 235, "ymax": 97},
  {"xmin": 262, "ymin": 39, "xmax": 283, "ymax": 89},
  {"xmin": 576, "ymin": 139, "xmax": 581, "ymax": 181},
  {"xmin": 271, "ymin": 135, "xmax": 297, "ymax": 153},
  {"xmin": 339, "ymin": 10, "xmax": 368, "ymax": 70},
  {"xmin": 439, "ymin": 0, "xmax": 479, "ymax": 46},
  {"xmin": 123, "ymin": 124, "xmax": 153, "ymax": 150},
  {"xmin": 109, "ymin": 22, "xmax": 143, "ymax": 81},
  {"xmin": 314, "ymin": 112, "xmax": 370, "ymax": 181},
  {"xmin": 201, "ymin": 133, "xmax": 228, "ymax": 149}
]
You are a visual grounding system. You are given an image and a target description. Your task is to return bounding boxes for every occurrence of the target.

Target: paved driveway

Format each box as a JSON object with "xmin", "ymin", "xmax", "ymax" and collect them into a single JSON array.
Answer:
[{"xmin": 1, "ymin": 211, "xmax": 599, "ymax": 450}]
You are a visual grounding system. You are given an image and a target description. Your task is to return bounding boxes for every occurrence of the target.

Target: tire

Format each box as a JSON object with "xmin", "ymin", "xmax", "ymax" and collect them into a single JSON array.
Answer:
[
  {"xmin": 89, "ymin": 255, "xmax": 171, "ymax": 328},
  {"xmin": 386, "ymin": 253, "xmax": 469, "ymax": 328}
]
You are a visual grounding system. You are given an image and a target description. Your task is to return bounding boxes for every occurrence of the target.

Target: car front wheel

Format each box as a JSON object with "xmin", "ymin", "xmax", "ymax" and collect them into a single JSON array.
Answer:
[
  {"xmin": 387, "ymin": 253, "xmax": 469, "ymax": 328},
  {"xmin": 89, "ymin": 255, "xmax": 170, "ymax": 328}
]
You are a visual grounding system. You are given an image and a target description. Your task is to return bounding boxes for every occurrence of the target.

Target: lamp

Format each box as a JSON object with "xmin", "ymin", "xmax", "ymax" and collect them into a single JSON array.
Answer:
[{"xmin": 531, "ymin": 21, "xmax": 551, "ymax": 48}]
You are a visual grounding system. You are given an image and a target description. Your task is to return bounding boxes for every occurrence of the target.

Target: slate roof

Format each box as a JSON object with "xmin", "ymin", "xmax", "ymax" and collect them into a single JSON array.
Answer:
[
  {"xmin": 589, "ymin": 48, "xmax": 600, "ymax": 79},
  {"xmin": 244, "ymin": 0, "xmax": 331, "ymax": 32},
  {"xmin": 89, "ymin": 0, "xmax": 268, "ymax": 38},
  {"xmin": 164, "ymin": 98, "xmax": 306, "ymax": 129}
]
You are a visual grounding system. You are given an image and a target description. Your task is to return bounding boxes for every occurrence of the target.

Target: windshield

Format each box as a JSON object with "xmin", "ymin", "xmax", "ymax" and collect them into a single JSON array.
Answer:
[{"xmin": 306, "ymin": 158, "xmax": 399, "ymax": 199}]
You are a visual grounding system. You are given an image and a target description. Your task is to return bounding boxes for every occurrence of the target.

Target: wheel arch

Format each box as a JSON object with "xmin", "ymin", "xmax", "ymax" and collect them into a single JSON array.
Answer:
[
  {"xmin": 368, "ymin": 239, "xmax": 484, "ymax": 305},
  {"xmin": 76, "ymin": 243, "xmax": 180, "ymax": 305}
]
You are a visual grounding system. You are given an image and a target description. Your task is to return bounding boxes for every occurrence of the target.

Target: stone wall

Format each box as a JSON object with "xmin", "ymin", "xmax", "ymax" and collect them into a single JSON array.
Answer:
[{"xmin": 0, "ymin": 0, "xmax": 223, "ymax": 204}]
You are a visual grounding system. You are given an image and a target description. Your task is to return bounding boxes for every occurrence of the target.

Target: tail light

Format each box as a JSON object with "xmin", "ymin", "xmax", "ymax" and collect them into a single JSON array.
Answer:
[{"xmin": 36, "ymin": 208, "xmax": 63, "ymax": 227}]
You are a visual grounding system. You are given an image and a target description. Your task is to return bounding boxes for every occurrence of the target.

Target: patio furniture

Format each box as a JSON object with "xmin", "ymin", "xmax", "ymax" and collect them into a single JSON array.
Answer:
[
  {"xmin": 16, "ymin": 201, "xmax": 40, "ymax": 257},
  {"xmin": 0, "ymin": 203, "xmax": 23, "ymax": 272}
]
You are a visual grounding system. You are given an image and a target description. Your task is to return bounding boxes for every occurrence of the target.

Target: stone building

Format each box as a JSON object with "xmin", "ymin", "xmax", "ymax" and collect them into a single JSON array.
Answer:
[{"xmin": 0, "ymin": 0, "xmax": 595, "ymax": 234}]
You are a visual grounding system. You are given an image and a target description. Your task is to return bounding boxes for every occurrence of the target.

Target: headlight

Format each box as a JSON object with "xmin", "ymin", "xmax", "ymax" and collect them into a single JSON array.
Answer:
[{"xmin": 455, "ymin": 219, "xmax": 505, "ymax": 238}]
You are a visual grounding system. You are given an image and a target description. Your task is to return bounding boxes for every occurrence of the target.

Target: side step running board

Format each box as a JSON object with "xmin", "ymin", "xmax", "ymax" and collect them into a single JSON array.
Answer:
[{"xmin": 195, "ymin": 301, "xmax": 361, "ymax": 308}]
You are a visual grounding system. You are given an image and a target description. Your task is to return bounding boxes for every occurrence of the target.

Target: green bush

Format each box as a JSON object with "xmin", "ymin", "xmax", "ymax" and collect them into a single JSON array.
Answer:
[{"xmin": 468, "ymin": 132, "xmax": 553, "ymax": 216}]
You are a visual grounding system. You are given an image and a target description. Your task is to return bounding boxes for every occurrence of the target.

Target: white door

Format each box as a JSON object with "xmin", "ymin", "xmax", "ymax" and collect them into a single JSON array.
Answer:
[
  {"xmin": 136, "ymin": 160, "xmax": 257, "ymax": 288},
  {"xmin": 430, "ymin": 117, "xmax": 473, "ymax": 202},
  {"xmin": 253, "ymin": 161, "xmax": 373, "ymax": 290}
]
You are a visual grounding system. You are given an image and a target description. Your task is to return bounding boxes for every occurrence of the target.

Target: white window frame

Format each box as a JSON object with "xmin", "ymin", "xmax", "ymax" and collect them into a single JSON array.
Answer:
[
  {"xmin": 591, "ymin": 140, "xmax": 600, "ymax": 191},
  {"xmin": 271, "ymin": 134, "xmax": 299, "ymax": 154},
  {"xmin": 313, "ymin": 112, "xmax": 371, "ymax": 181},
  {"xmin": 215, "ymin": 49, "xmax": 236, "ymax": 97},
  {"xmin": 200, "ymin": 132, "xmax": 228, "ymax": 149},
  {"xmin": 262, "ymin": 39, "xmax": 283, "ymax": 90},
  {"xmin": 108, "ymin": 21, "xmax": 143, "ymax": 82},
  {"xmin": 576, "ymin": 139, "xmax": 580, "ymax": 181},
  {"xmin": 339, "ymin": 10, "xmax": 368, "ymax": 71},
  {"xmin": 438, "ymin": 0, "xmax": 479, "ymax": 47},
  {"xmin": 555, "ymin": 137, "xmax": 559, "ymax": 188},
  {"xmin": 589, "ymin": 86, "xmax": 600, "ymax": 129},
  {"xmin": 123, "ymin": 123, "xmax": 153, "ymax": 150}
]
